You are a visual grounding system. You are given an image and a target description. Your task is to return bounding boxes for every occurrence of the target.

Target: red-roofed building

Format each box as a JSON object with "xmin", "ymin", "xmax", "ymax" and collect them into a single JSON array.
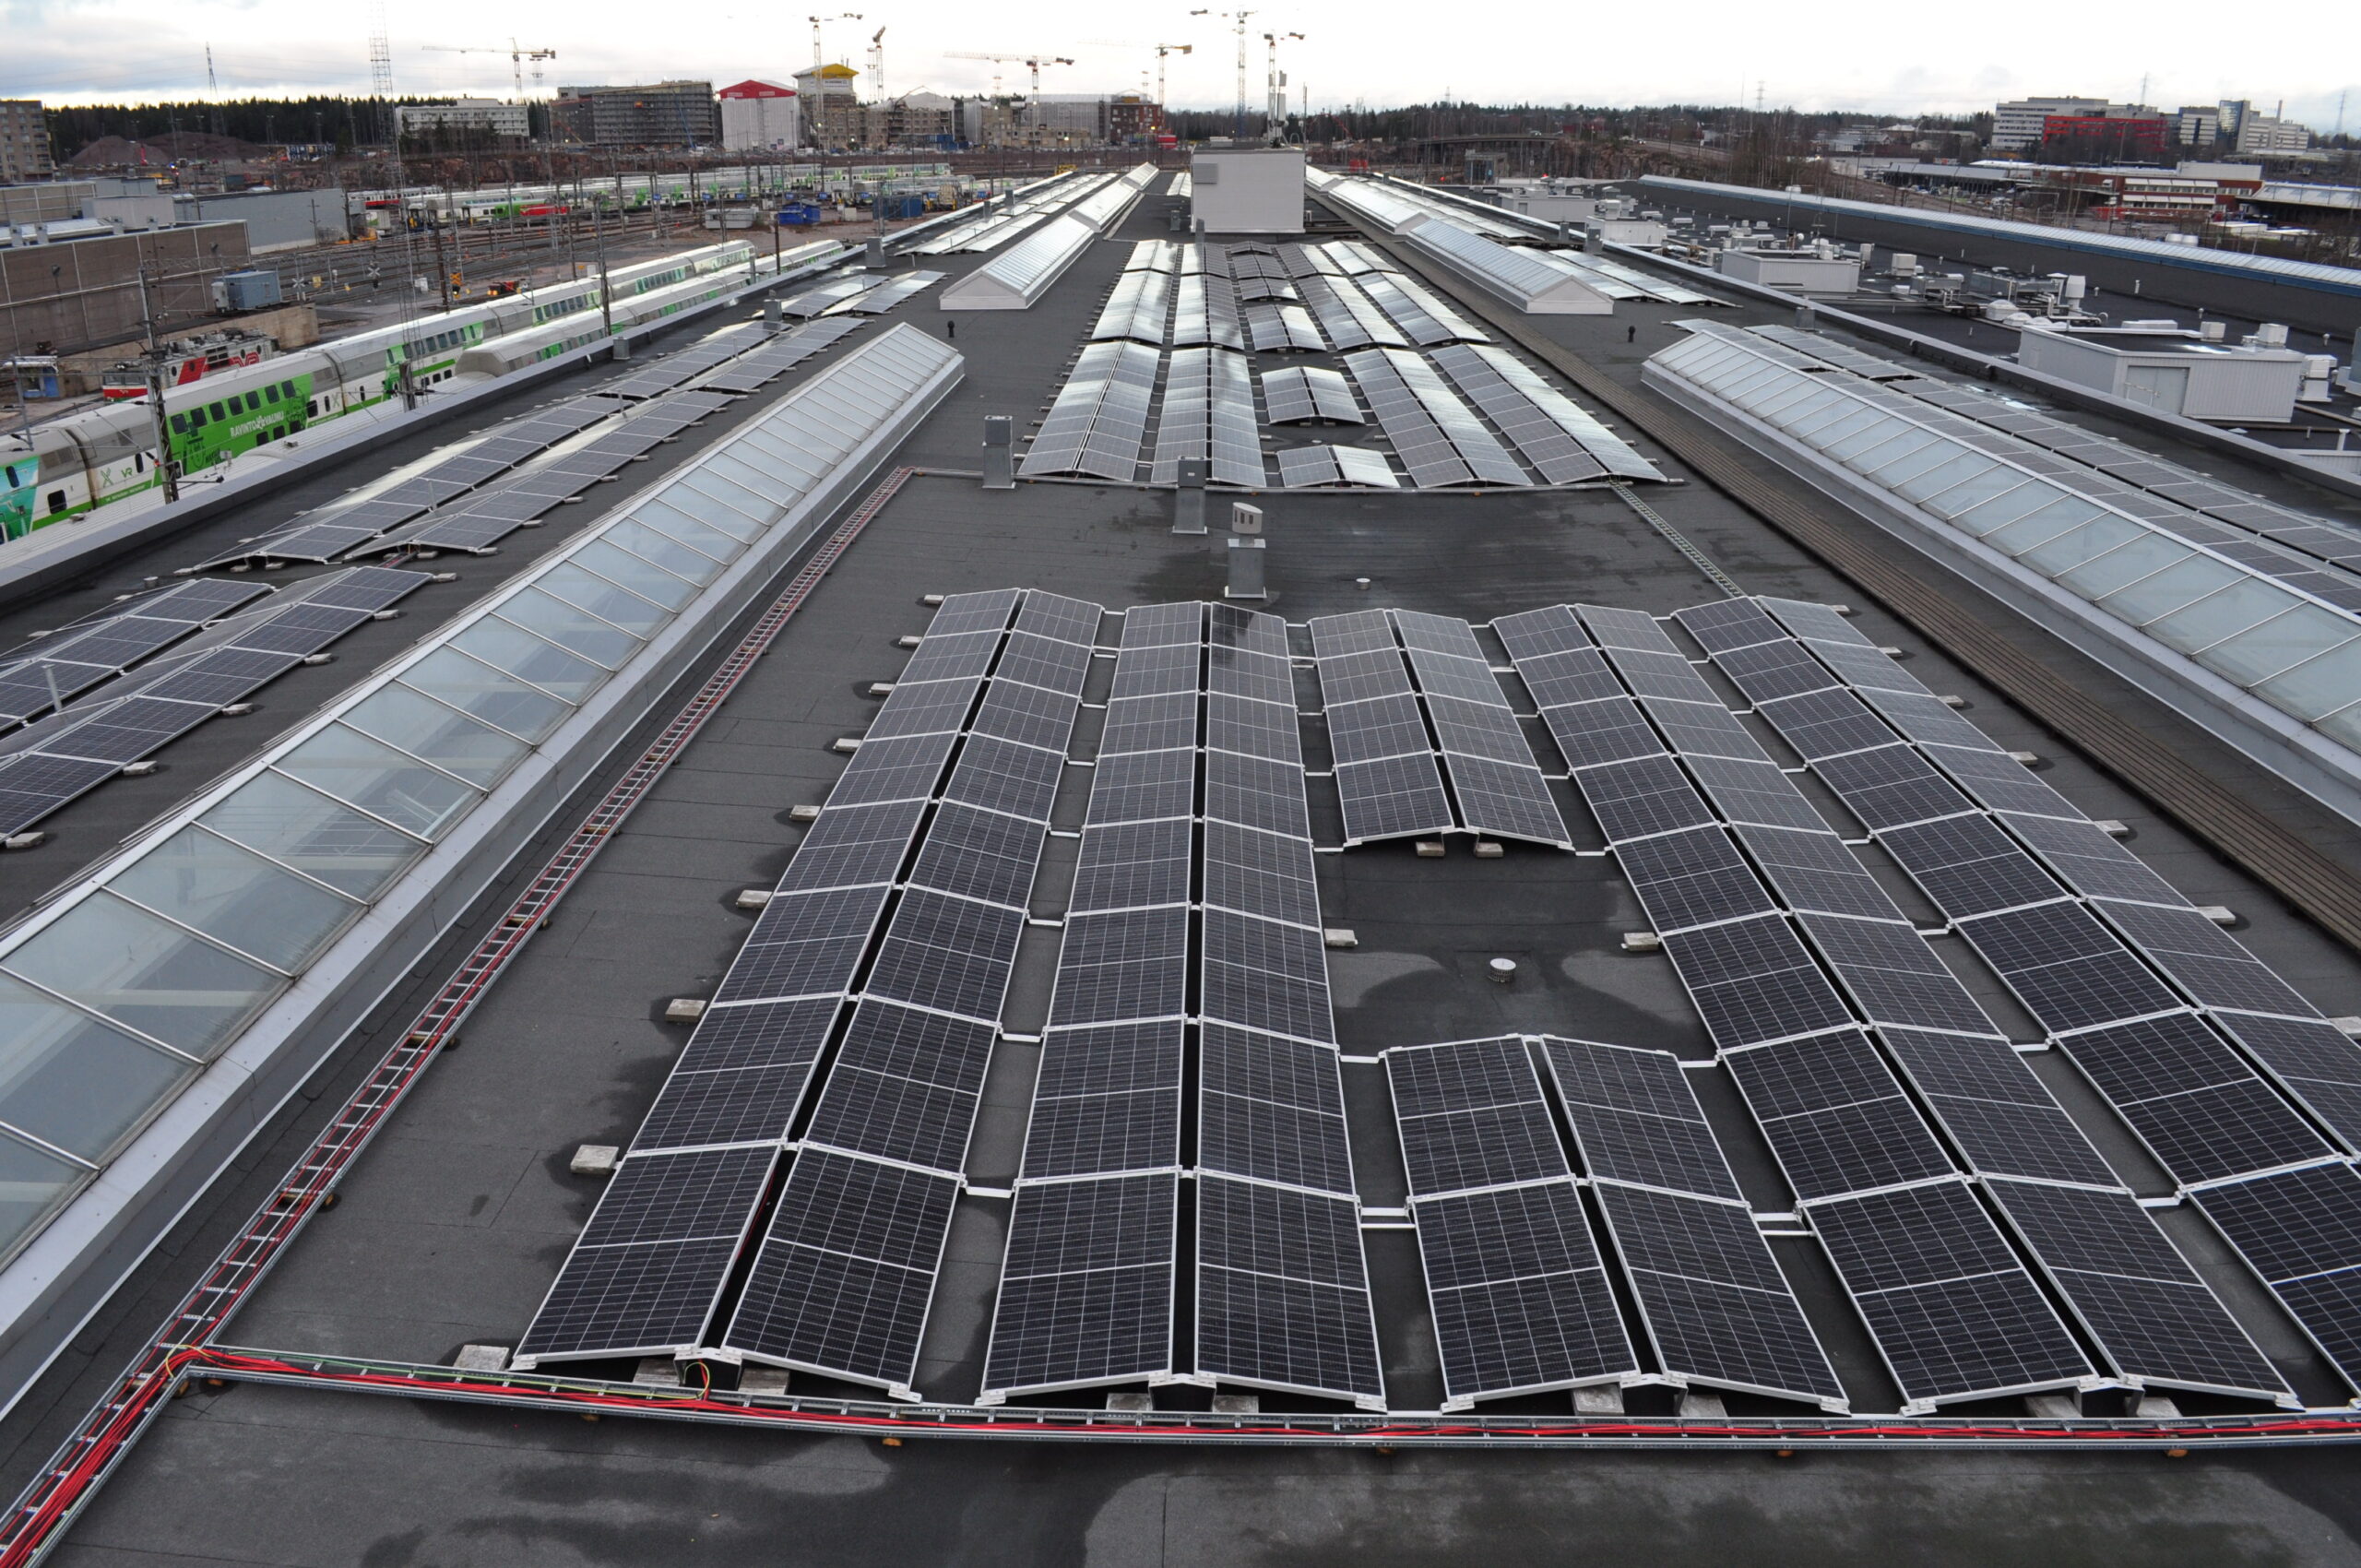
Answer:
[{"xmin": 719, "ymin": 79, "xmax": 800, "ymax": 151}]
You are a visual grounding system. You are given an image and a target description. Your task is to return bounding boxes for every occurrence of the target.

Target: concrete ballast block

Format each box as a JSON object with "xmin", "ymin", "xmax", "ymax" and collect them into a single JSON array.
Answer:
[
  {"xmin": 570, "ymin": 1145, "xmax": 620, "ymax": 1176},
  {"xmin": 736, "ymin": 889, "xmax": 774, "ymax": 910},
  {"xmin": 453, "ymin": 1344, "xmax": 512, "ymax": 1372},
  {"xmin": 1622, "ymin": 932, "xmax": 1664, "ymax": 953},
  {"xmin": 664, "ymin": 997, "xmax": 709, "ymax": 1023},
  {"xmin": 1323, "ymin": 929, "xmax": 1358, "ymax": 949}
]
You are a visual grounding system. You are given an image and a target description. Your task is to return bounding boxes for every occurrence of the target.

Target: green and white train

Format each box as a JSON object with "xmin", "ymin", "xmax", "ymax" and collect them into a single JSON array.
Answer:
[{"xmin": 0, "ymin": 238, "xmax": 842, "ymax": 540}]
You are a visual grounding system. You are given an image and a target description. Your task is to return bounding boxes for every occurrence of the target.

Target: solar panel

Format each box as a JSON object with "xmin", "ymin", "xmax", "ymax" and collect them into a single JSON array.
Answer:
[
  {"xmin": 513, "ymin": 1145, "xmax": 779, "ymax": 1363},
  {"xmin": 1194, "ymin": 1174, "xmax": 1385, "ymax": 1407},
  {"xmin": 1275, "ymin": 445, "xmax": 1401, "ymax": 489},
  {"xmin": 840, "ymin": 271, "xmax": 945, "ymax": 315},
  {"xmin": 2208, "ymin": 1010, "xmax": 2361, "ymax": 1157},
  {"xmin": 1541, "ymin": 1038, "xmax": 1743, "ymax": 1200},
  {"xmin": 1722, "ymin": 1029, "xmax": 1956, "ymax": 1201},
  {"xmin": 1093, "ymin": 267, "xmax": 1173, "ymax": 345},
  {"xmin": 2192, "ymin": 1161, "xmax": 2361, "ymax": 1387},
  {"xmin": 1805, "ymin": 1178, "xmax": 2094, "ymax": 1409},
  {"xmin": 1952, "ymin": 901, "xmax": 2183, "ymax": 1034},
  {"xmin": 599, "ymin": 322, "xmax": 766, "ymax": 398},
  {"xmin": 1430, "ymin": 344, "xmax": 1664, "ymax": 483},
  {"xmin": 1295, "ymin": 273, "xmax": 1409, "ymax": 350},
  {"xmin": 723, "ymin": 1148, "xmax": 961, "ymax": 1391},
  {"xmin": 1358, "ymin": 269, "xmax": 1489, "ymax": 347},
  {"xmin": 1260, "ymin": 365, "xmax": 1364, "ymax": 426},
  {"xmin": 1309, "ymin": 612, "xmax": 1454, "ymax": 844},
  {"xmin": 1591, "ymin": 1182, "xmax": 1846, "ymax": 1408},
  {"xmin": 1340, "ymin": 350, "xmax": 1476, "ymax": 489},
  {"xmin": 983, "ymin": 1171, "xmax": 1180, "ymax": 1399},
  {"xmin": 2052, "ymin": 1012, "xmax": 2335, "ymax": 1186}
]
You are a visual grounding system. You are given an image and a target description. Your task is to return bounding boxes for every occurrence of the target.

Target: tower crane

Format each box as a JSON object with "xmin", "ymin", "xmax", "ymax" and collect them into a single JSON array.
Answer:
[
  {"xmin": 1187, "ymin": 9, "xmax": 1256, "ymax": 137},
  {"xmin": 868, "ymin": 27, "xmax": 887, "ymax": 99},
  {"xmin": 1082, "ymin": 40, "xmax": 1194, "ymax": 120},
  {"xmin": 422, "ymin": 39, "xmax": 557, "ymax": 99},
  {"xmin": 809, "ymin": 13, "xmax": 863, "ymax": 71},
  {"xmin": 944, "ymin": 52, "xmax": 1074, "ymax": 96},
  {"xmin": 1263, "ymin": 30, "xmax": 1302, "ymax": 137}
]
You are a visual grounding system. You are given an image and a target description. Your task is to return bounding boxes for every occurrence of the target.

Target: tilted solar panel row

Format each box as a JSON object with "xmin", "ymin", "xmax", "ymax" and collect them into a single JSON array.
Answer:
[
  {"xmin": 1392, "ymin": 610, "xmax": 1570, "ymax": 847},
  {"xmin": 1696, "ymin": 595, "xmax": 2361, "ymax": 1397},
  {"xmin": 1541, "ymin": 1037, "xmax": 1847, "ymax": 1408},
  {"xmin": 1500, "ymin": 601, "xmax": 2288, "ymax": 1408},
  {"xmin": 721, "ymin": 590, "xmax": 1104, "ymax": 1395},
  {"xmin": 512, "ymin": 588, "xmax": 1028, "ymax": 1367},
  {"xmin": 197, "ymin": 397, "xmax": 624, "ymax": 566},
  {"xmin": 982, "ymin": 602, "xmax": 1201, "ymax": 1402},
  {"xmin": 1384, "ymin": 1036, "xmax": 1641, "ymax": 1408},
  {"xmin": 0, "ymin": 568, "xmax": 431, "ymax": 838},
  {"xmin": 1147, "ymin": 348, "xmax": 1264, "ymax": 489},
  {"xmin": 1308, "ymin": 609, "xmax": 1454, "ymax": 844},
  {"xmin": 0, "ymin": 576, "xmax": 270, "ymax": 729},
  {"xmin": 1019, "ymin": 341, "xmax": 1160, "ymax": 481},
  {"xmin": 1194, "ymin": 602, "xmax": 1384, "ymax": 1408}
]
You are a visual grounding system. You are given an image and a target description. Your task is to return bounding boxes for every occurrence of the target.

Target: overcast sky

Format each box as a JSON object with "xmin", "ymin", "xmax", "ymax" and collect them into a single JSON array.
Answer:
[{"xmin": 14, "ymin": 0, "xmax": 2358, "ymax": 132}]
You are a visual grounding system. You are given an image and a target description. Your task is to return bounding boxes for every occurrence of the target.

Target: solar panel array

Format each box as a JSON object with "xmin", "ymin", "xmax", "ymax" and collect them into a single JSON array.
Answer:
[
  {"xmin": 1383, "ymin": 1036, "xmax": 1641, "ymax": 1408},
  {"xmin": 1309, "ymin": 610, "xmax": 1455, "ymax": 845},
  {"xmin": 197, "ymin": 398, "xmax": 620, "ymax": 566},
  {"xmin": 1092, "ymin": 268, "xmax": 1174, "ymax": 346},
  {"xmin": 0, "ymin": 568, "xmax": 429, "ymax": 837},
  {"xmin": 1341, "ymin": 350, "xmax": 1525, "ymax": 489},
  {"xmin": 515, "ymin": 589, "xmax": 1094, "ymax": 1376},
  {"xmin": 1391, "ymin": 610, "xmax": 1571, "ymax": 846},
  {"xmin": 1561, "ymin": 250, "xmax": 1718, "ymax": 306},
  {"xmin": 1193, "ymin": 602, "xmax": 1386, "ymax": 1408},
  {"xmin": 1019, "ymin": 342, "xmax": 1161, "ymax": 481},
  {"xmin": 1169, "ymin": 267, "xmax": 1245, "ymax": 351},
  {"xmin": 980, "ymin": 603, "xmax": 1198, "ymax": 1402},
  {"xmin": 1686, "ymin": 593, "xmax": 2361, "ymax": 1397},
  {"xmin": 1500, "ymin": 600, "xmax": 2289, "ymax": 1408},
  {"xmin": 1275, "ymin": 445, "xmax": 1400, "ymax": 490},
  {"xmin": 699, "ymin": 317, "xmax": 866, "ymax": 395},
  {"xmin": 1355, "ymin": 269, "xmax": 1491, "ymax": 348},
  {"xmin": 1541, "ymin": 1038, "xmax": 1846, "ymax": 1407},
  {"xmin": 1430, "ymin": 344, "xmax": 1666, "ymax": 482},
  {"xmin": 1147, "ymin": 348, "xmax": 1264, "ymax": 488},
  {"xmin": 838, "ymin": 271, "xmax": 946, "ymax": 315},
  {"xmin": 598, "ymin": 322, "xmax": 768, "ymax": 399},
  {"xmin": 372, "ymin": 394, "xmax": 738, "ymax": 557},
  {"xmin": 1243, "ymin": 302, "xmax": 1326, "ymax": 353},
  {"xmin": 0, "ymin": 578, "xmax": 267, "ymax": 729},
  {"xmin": 516, "ymin": 589, "xmax": 1016, "ymax": 1363},
  {"xmin": 779, "ymin": 277, "xmax": 878, "ymax": 318},
  {"xmin": 1260, "ymin": 366, "xmax": 1362, "ymax": 426},
  {"xmin": 720, "ymin": 589, "xmax": 1102, "ymax": 1393},
  {"xmin": 1294, "ymin": 273, "xmax": 1410, "ymax": 351}
]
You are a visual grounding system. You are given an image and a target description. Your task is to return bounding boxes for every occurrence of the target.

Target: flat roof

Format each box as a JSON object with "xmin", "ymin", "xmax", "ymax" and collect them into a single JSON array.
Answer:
[{"xmin": 11, "ymin": 173, "xmax": 2361, "ymax": 1562}]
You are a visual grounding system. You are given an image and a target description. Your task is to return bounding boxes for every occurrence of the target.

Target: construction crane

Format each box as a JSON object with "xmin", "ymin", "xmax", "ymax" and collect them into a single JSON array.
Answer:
[
  {"xmin": 1188, "ymin": 9, "xmax": 1256, "ymax": 137},
  {"xmin": 1082, "ymin": 40, "xmax": 1194, "ymax": 119},
  {"xmin": 809, "ymin": 13, "xmax": 862, "ymax": 70},
  {"xmin": 1263, "ymin": 30, "xmax": 1302, "ymax": 136},
  {"xmin": 423, "ymin": 39, "xmax": 556, "ymax": 99},
  {"xmin": 944, "ymin": 51, "xmax": 1074, "ymax": 96},
  {"xmin": 868, "ymin": 27, "xmax": 887, "ymax": 99}
]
